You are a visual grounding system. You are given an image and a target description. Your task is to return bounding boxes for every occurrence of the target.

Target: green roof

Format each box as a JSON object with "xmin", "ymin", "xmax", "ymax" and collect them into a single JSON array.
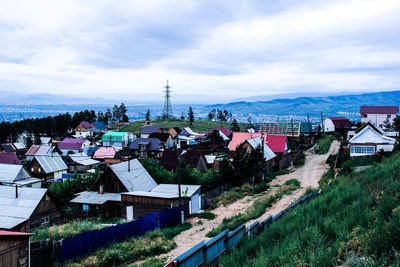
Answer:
[
  {"xmin": 102, "ymin": 132, "xmax": 129, "ymax": 141},
  {"xmin": 300, "ymin": 122, "xmax": 313, "ymax": 133}
]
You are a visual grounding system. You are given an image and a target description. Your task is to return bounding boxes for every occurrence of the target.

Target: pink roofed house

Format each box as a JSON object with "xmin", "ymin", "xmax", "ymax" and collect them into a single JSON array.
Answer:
[{"xmin": 93, "ymin": 147, "xmax": 120, "ymax": 164}]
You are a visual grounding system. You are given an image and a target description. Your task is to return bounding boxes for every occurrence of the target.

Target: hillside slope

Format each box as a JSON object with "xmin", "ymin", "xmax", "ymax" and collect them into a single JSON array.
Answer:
[{"xmin": 219, "ymin": 153, "xmax": 400, "ymax": 266}]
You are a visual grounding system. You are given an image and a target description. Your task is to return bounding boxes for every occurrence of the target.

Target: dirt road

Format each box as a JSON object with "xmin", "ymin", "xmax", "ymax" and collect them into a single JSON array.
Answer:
[{"xmin": 132, "ymin": 140, "xmax": 340, "ymax": 265}]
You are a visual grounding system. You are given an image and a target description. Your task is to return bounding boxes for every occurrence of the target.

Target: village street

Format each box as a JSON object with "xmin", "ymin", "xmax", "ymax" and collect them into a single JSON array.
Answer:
[{"xmin": 131, "ymin": 140, "xmax": 340, "ymax": 265}]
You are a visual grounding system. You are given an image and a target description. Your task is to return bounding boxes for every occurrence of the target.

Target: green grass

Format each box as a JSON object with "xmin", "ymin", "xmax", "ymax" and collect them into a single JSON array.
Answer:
[
  {"xmin": 206, "ymin": 183, "xmax": 300, "ymax": 238},
  {"xmin": 218, "ymin": 153, "xmax": 400, "ymax": 267},
  {"xmin": 284, "ymin": 179, "xmax": 300, "ymax": 187},
  {"xmin": 32, "ymin": 218, "xmax": 124, "ymax": 242},
  {"xmin": 63, "ymin": 223, "xmax": 192, "ymax": 267},
  {"xmin": 316, "ymin": 135, "xmax": 335, "ymax": 154},
  {"xmin": 188, "ymin": 211, "xmax": 216, "ymax": 220},
  {"xmin": 123, "ymin": 118, "xmax": 246, "ymax": 133}
]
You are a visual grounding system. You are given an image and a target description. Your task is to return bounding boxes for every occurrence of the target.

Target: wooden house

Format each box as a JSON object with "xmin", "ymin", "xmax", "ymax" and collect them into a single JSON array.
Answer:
[
  {"xmin": 160, "ymin": 148, "xmax": 208, "ymax": 173},
  {"xmin": 0, "ymin": 164, "xmax": 41, "ymax": 188},
  {"xmin": 149, "ymin": 132, "xmax": 174, "ymax": 147},
  {"xmin": 140, "ymin": 126, "xmax": 162, "ymax": 138},
  {"xmin": 75, "ymin": 122, "xmax": 94, "ymax": 138},
  {"xmin": 0, "ymin": 186, "xmax": 61, "ymax": 232},
  {"xmin": 0, "ymin": 230, "xmax": 33, "ymax": 267},
  {"xmin": 25, "ymin": 145, "xmax": 55, "ymax": 162},
  {"xmin": 129, "ymin": 138, "xmax": 164, "ymax": 158},
  {"xmin": 28, "ymin": 154, "xmax": 68, "ymax": 181},
  {"xmin": 70, "ymin": 159, "xmax": 157, "ymax": 218},
  {"xmin": 65, "ymin": 152, "xmax": 101, "ymax": 173},
  {"xmin": 93, "ymin": 147, "xmax": 121, "ymax": 164}
]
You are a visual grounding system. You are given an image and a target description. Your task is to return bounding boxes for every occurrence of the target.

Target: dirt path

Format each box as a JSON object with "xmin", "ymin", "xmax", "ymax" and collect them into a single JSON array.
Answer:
[{"xmin": 132, "ymin": 140, "xmax": 340, "ymax": 266}]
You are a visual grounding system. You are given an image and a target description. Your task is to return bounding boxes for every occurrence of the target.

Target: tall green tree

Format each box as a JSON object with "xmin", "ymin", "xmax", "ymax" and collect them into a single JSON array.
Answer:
[
  {"xmin": 145, "ymin": 109, "xmax": 151, "ymax": 123},
  {"xmin": 188, "ymin": 107, "xmax": 194, "ymax": 125},
  {"xmin": 231, "ymin": 119, "xmax": 240, "ymax": 132}
]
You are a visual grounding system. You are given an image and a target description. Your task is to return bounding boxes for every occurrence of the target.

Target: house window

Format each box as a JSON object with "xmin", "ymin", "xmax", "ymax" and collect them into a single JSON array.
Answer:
[
  {"xmin": 41, "ymin": 216, "xmax": 50, "ymax": 226},
  {"xmin": 362, "ymin": 114, "xmax": 367, "ymax": 118},
  {"xmin": 350, "ymin": 146, "xmax": 375, "ymax": 154},
  {"xmin": 38, "ymin": 168, "xmax": 41, "ymax": 172},
  {"xmin": 387, "ymin": 114, "xmax": 391, "ymax": 118},
  {"xmin": 31, "ymin": 168, "xmax": 34, "ymax": 172}
]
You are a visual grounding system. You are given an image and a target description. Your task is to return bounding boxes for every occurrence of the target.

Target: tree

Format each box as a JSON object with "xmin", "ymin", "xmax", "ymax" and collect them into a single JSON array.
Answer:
[
  {"xmin": 119, "ymin": 103, "xmax": 128, "ymax": 122},
  {"xmin": 207, "ymin": 130, "xmax": 224, "ymax": 144},
  {"xmin": 180, "ymin": 112, "xmax": 185, "ymax": 120},
  {"xmin": 217, "ymin": 109, "xmax": 225, "ymax": 122},
  {"xmin": 188, "ymin": 107, "xmax": 194, "ymax": 125},
  {"xmin": 97, "ymin": 111, "xmax": 104, "ymax": 123},
  {"xmin": 231, "ymin": 119, "xmax": 240, "ymax": 132},
  {"xmin": 112, "ymin": 105, "xmax": 119, "ymax": 121},
  {"xmin": 208, "ymin": 109, "xmax": 216, "ymax": 121},
  {"xmin": 105, "ymin": 108, "xmax": 112, "ymax": 124},
  {"xmin": 145, "ymin": 109, "xmax": 151, "ymax": 123},
  {"xmin": 391, "ymin": 115, "xmax": 400, "ymax": 135}
]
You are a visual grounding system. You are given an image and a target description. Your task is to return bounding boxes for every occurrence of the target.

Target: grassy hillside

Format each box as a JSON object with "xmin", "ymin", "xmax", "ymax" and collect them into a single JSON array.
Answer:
[
  {"xmin": 123, "ymin": 118, "xmax": 247, "ymax": 133},
  {"xmin": 219, "ymin": 153, "xmax": 400, "ymax": 266}
]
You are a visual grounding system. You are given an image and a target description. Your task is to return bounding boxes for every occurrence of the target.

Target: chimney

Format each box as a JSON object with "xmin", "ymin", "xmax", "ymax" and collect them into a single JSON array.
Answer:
[
  {"xmin": 99, "ymin": 184, "xmax": 104, "ymax": 194},
  {"xmin": 15, "ymin": 185, "xmax": 18, "ymax": 198}
]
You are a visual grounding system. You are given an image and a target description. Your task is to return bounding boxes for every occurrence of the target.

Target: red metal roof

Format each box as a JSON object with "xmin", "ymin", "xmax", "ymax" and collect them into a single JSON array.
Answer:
[
  {"xmin": 360, "ymin": 106, "xmax": 398, "ymax": 114},
  {"xmin": 229, "ymin": 132, "xmax": 262, "ymax": 151},
  {"xmin": 0, "ymin": 230, "xmax": 33, "ymax": 236},
  {"xmin": 328, "ymin": 117, "xmax": 351, "ymax": 128},
  {"xmin": 208, "ymin": 127, "xmax": 232, "ymax": 137},
  {"xmin": 266, "ymin": 135, "xmax": 287, "ymax": 153}
]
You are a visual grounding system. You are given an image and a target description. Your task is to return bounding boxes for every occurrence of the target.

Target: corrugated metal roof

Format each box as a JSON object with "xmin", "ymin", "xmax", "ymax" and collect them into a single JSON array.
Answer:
[
  {"xmin": 69, "ymin": 152, "xmax": 100, "ymax": 166},
  {"xmin": 123, "ymin": 184, "xmax": 201, "ymax": 198},
  {"xmin": 13, "ymin": 142, "xmax": 26, "ymax": 150},
  {"xmin": 360, "ymin": 106, "xmax": 398, "ymax": 114},
  {"xmin": 246, "ymin": 137, "xmax": 277, "ymax": 161},
  {"xmin": 110, "ymin": 159, "xmax": 157, "ymax": 192},
  {"xmin": 58, "ymin": 138, "xmax": 86, "ymax": 150},
  {"xmin": 40, "ymin": 137, "xmax": 51, "ymax": 144},
  {"xmin": 26, "ymin": 145, "xmax": 54, "ymax": 156},
  {"xmin": 0, "ymin": 186, "xmax": 47, "ymax": 229},
  {"xmin": 0, "ymin": 153, "xmax": 22, "ymax": 165},
  {"xmin": 35, "ymin": 154, "xmax": 67, "ymax": 173},
  {"xmin": 0, "ymin": 164, "xmax": 31, "ymax": 184},
  {"xmin": 70, "ymin": 191, "xmax": 121, "ymax": 205},
  {"xmin": 93, "ymin": 147, "xmax": 118, "ymax": 159},
  {"xmin": 140, "ymin": 126, "xmax": 160, "ymax": 134},
  {"xmin": 102, "ymin": 132, "xmax": 129, "ymax": 141},
  {"xmin": 129, "ymin": 138, "xmax": 163, "ymax": 151}
]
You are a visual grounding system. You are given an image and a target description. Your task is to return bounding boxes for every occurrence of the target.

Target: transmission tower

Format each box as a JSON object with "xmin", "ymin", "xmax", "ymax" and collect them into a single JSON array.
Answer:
[{"xmin": 163, "ymin": 80, "xmax": 173, "ymax": 119}]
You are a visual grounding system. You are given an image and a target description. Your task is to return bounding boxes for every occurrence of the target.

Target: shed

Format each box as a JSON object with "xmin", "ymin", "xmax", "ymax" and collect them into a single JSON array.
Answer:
[
  {"xmin": 0, "ymin": 164, "xmax": 41, "ymax": 188},
  {"xmin": 0, "ymin": 230, "xmax": 33, "ymax": 267}
]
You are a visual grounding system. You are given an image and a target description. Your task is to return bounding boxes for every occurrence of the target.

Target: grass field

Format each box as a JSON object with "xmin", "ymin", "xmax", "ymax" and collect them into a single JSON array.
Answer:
[{"xmin": 123, "ymin": 118, "xmax": 247, "ymax": 133}]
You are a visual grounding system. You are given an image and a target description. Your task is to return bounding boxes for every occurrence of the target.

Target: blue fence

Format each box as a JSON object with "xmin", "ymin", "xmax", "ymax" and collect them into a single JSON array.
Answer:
[
  {"xmin": 61, "ymin": 206, "xmax": 179, "ymax": 262},
  {"xmin": 167, "ymin": 191, "xmax": 318, "ymax": 267}
]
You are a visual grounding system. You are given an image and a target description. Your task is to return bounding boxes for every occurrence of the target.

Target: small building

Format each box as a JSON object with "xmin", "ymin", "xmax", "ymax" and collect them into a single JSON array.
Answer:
[
  {"xmin": 1, "ymin": 144, "xmax": 16, "ymax": 154},
  {"xmin": 228, "ymin": 132, "xmax": 264, "ymax": 151},
  {"xmin": 360, "ymin": 106, "xmax": 399, "ymax": 129},
  {"xmin": 160, "ymin": 149, "xmax": 208, "ymax": 173},
  {"xmin": 70, "ymin": 159, "xmax": 157, "ymax": 218},
  {"xmin": 121, "ymin": 184, "xmax": 201, "ymax": 220},
  {"xmin": 129, "ymin": 138, "xmax": 164, "ymax": 158},
  {"xmin": 28, "ymin": 154, "xmax": 68, "ymax": 181},
  {"xmin": 75, "ymin": 122, "xmax": 95, "ymax": 138},
  {"xmin": 92, "ymin": 122, "xmax": 108, "ymax": 133},
  {"xmin": 12, "ymin": 142, "xmax": 27, "ymax": 155},
  {"xmin": 323, "ymin": 117, "xmax": 351, "ymax": 133},
  {"xmin": 93, "ymin": 147, "xmax": 121, "ymax": 164},
  {"xmin": 168, "ymin": 127, "xmax": 182, "ymax": 139},
  {"xmin": 0, "ymin": 153, "xmax": 22, "ymax": 165},
  {"xmin": 0, "ymin": 230, "xmax": 33, "ymax": 267},
  {"xmin": 149, "ymin": 132, "xmax": 174, "ymax": 147},
  {"xmin": 348, "ymin": 122, "xmax": 396, "ymax": 157},
  {"xmin": 66, "ymin": 152, "xmax": 101, "ymax": 173},
  {"xmin": 140, "ymin": 126, "xmax": 162, "ymax": 138},
  {"xmin": 0, "ymin": 164, "xmax": 41, "ymax": 188},
  {"xmin": 40, "ymin": 137, "xmax": 52, "ymax": 146},
  {"xmin": 0, "ymin": 186, "xmax": 61, "ymax": 232},
  {"xmin": 102, "ymin": 132, "xmax": 133, "ymax": 150},
  {"xmin": 25, "ymin": 145, "xmax": 55, "ymax": 162},
  {"xmin": 58, "ymin": 138, "xmax": 90, "ymax": 156}
]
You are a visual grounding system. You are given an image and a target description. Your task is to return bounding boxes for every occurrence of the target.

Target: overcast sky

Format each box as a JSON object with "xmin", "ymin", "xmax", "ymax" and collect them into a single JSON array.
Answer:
[{"xmin": 1, "ymin": 0, "xmax": 400, "ymax": 104}]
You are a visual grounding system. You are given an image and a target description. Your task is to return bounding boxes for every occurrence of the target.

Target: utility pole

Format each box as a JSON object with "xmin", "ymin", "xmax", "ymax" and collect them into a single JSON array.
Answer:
[
  {"xmin": 177, "ymin": 144, "xmax": 184, "ymax": 224},
  {"xmin": 260, "ymin": 122, "xmax": 265, "ymax": 182},
  {"xmin": 321, "ymin": 111, "xmax": 325, "ymax": 136}
]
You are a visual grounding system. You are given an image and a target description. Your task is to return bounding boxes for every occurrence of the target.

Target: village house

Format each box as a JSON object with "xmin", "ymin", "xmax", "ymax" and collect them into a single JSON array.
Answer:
[
  {"xmin": 348, "ymin": 122, "xmax": 396, "ymax": 157},
  {"xmin": 360, "ymin": 106, "xmax": 399, "ymax": 129},
  {"xmin": 177, "ymin": 127, "xmax": 204, "ymax": 147},
  {"xmin": 58, "ymin": 138, "xmax": 91, "ymax": 156},
  {"xmin": 129, "ymin": 138, "xmax": 164, "ymax": 158},
  {"xmin": 121, "ymin": 184, "xmax": 201, "ymax": 220},
  {"xmin": 0, "ymin": 186, "xmax": 61, "ymax": 232},
  {"xmin": 93, "ymin": 147, "xmax": 121, "ymax": 164},
  {"xmin": 242, "ymin": 136, "xmax": 277, "ymax": 174},
  {"xmin": 12, "ymin": 142, "xmax": 27, "ymax": 156},
  {"xmin": 0, "ymin": 164, "xmax": 41, "ymax": 188},
  {"xmin": 28, "ymin": 154, "xmax": 68, "ymax": 181},
  {"xmin": 1, "ymin": 143, "xmax": 16, "ymax": 154},
  {"xmin": 40, "ymin": 137, "xmax": 52, "ymax": 146},
  {"xmin": 160, "ymin": 148, "xmax": 208, "ymax": 173},
  {"xmin": 149, "ymin": 132, "xmax": 174, "ymax": 147},
  {"xmin": 168, "ymin": 127, "xmax": 182, "ymax": 139},
  {"xmin": 92, "ymin": 122, "xmax": 108, "ymax": 133},
  {"xmin": 102, "ymin": 132, "xmax": 134, "ymax": 150},
  {"xmin": 0, "ymin": 230, "xmax": 33, "ymax": 267},
  {"xmin": 207, "ymin": 127, "xmax": 233, "ymax": 140},
  {"xmin": 140, "ymin": 126, "xmax": 162, "ymax": 138},
  {"xmin": 65, "ymin": 152, "xmax": 101, "ymax": 173},
  {"xmin": 25, "ymin": 145, "xmax": 55, "ymax": 162},
  {"xmin": 323, "ymin": 117, "xmax": 351, "ymax": 133},
  {"xmin": 75, "ymin": 121, "xmax": 95, "ymax": 138},
  {"xmin": 70, "ymin": 159, "xmax": 157, "ymax": 218}
]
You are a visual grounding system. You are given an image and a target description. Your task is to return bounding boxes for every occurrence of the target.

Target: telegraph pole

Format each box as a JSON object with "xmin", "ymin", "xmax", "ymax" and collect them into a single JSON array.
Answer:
[
  {"xmin": 321, "ymin": 111, "xmax": 325, "ymax": 136},
  {"xmin": 260, "ymin": 122, "xmax": 265, "ymax": 182}
]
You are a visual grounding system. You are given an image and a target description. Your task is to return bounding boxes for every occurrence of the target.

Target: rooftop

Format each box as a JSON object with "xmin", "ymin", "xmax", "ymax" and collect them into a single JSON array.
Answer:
[{"xmin": 360, "ymin": 106, "xmax": 399, "ymax": 114}]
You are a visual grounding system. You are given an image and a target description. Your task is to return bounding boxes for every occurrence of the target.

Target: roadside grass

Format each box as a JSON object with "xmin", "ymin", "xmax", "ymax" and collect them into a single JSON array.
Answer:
[
  {"xmin": 187, "ymin": 211, "xmax": 216, "ymax": 220},
  {"xmin": 206, "ymin": 181, "xmax": 300, "ymax": 238},
  {"xmin": 63, "ymin": 223, "xmax": 192, "ymax": 267},
  {"xmin": 218, "ymin": 153, "xmax": 400, "ymax": 267},
  {"xmin": 136, "ymin": 257, "xmax": 166, "ymax": 267},
  {"xmin": 294, "ymin": 151, "xmax": 305, "ymax": 167},
  {"xmin": 123, "ymin": 118, "xmax": 246, "ymax": 133},
  {"xmin": 316, "ymin": 135, "xmax": 335, "ymax": 154},
  {"xmin": 212, "ymin": 182, "xmax": 271, "ymax": 208},
  {"xmin": 32, "ymin": 218, "xmax": 124, "ymax": 242}
]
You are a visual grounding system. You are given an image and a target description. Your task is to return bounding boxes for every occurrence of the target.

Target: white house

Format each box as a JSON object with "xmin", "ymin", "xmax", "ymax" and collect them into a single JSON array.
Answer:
[
  {"xmin": 360, "ymin": 106, "xmax": 398, "ymax": 129},
  {"xmin": 348, "ymin": 122, "xmax": 396, "ymax": 157},
  {"xmin": 323, "ymin": 117, "xmax": 351, "ymax": 133}
]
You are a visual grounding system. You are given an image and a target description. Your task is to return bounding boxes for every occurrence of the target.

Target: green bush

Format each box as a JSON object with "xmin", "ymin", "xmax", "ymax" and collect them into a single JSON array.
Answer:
[
  {"xmin": 284, "ymin": 179, "xmax": 300, "ymax": 187},
  {"xmin": 188, "ymin": 212, "xmax": 216, "ymax": 220},
  {"xmin": 317, "ymin": 135, "xmax": 335, "ymax": 154}
]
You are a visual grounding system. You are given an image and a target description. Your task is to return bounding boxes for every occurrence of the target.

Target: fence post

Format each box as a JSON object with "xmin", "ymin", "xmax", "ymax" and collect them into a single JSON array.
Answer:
[{"xmin": 202, "ymin": 244, "xmax": 207, "ymax": 266}]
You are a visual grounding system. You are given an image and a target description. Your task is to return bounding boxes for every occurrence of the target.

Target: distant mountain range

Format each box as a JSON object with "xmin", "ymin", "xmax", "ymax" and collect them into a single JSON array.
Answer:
[{"xmin": 207, "ymin": 90, "xmax": 400, "ymax": 117}]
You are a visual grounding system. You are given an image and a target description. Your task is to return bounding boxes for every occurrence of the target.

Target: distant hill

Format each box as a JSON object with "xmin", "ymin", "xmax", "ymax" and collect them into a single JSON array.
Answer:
[{"xmin": 207, "ymin": 90, "xmax": 400, "ymax": 117}]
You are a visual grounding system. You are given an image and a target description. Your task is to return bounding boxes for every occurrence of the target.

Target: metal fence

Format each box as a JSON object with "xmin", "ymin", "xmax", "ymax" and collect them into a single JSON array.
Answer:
[{"xmin": 166, "ymin": 191, "xmax": 318, "ymax": 267}]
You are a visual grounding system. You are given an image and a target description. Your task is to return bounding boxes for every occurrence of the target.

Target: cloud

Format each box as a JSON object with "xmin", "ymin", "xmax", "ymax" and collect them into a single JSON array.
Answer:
[{"xmin": 0, "ymin": 0, "xmax": 400, "ymax": 103}]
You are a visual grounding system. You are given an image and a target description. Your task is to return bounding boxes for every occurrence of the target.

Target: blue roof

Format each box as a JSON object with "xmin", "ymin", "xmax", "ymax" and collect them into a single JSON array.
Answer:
[
  {"xmin": 92, "ymin": 122, "xmax": 107, "ymax": 129},
  {"xmin": 129, "ymin": 138, "xmax": 162, "ymax": 151}
]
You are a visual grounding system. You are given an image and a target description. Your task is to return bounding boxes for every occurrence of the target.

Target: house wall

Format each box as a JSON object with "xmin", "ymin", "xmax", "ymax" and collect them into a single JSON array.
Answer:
[
  {"xmin": 196, "ymin": 157, "xmax": 208, "ymax": 173},
  {"xmin": 30, "ymin": 192, "xmax": 61, "ymax": 230},
  {"xmin": 361, "ymin": 113, "xmax": 396, "ymax": 128},
  {"xmin": 28, "ymin": 158, "xmax": 46, "ymax": 179},
  {"xmin": 324, "ymin": 118, "xmax": 336, "ymax": 132},
  {"xmin": 0, "ymin": 236, "xmax": 29, "ymax": 267},
  {"xmin": 91, "ymin": 168, "xmax": 127, "ymax": 193}
]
